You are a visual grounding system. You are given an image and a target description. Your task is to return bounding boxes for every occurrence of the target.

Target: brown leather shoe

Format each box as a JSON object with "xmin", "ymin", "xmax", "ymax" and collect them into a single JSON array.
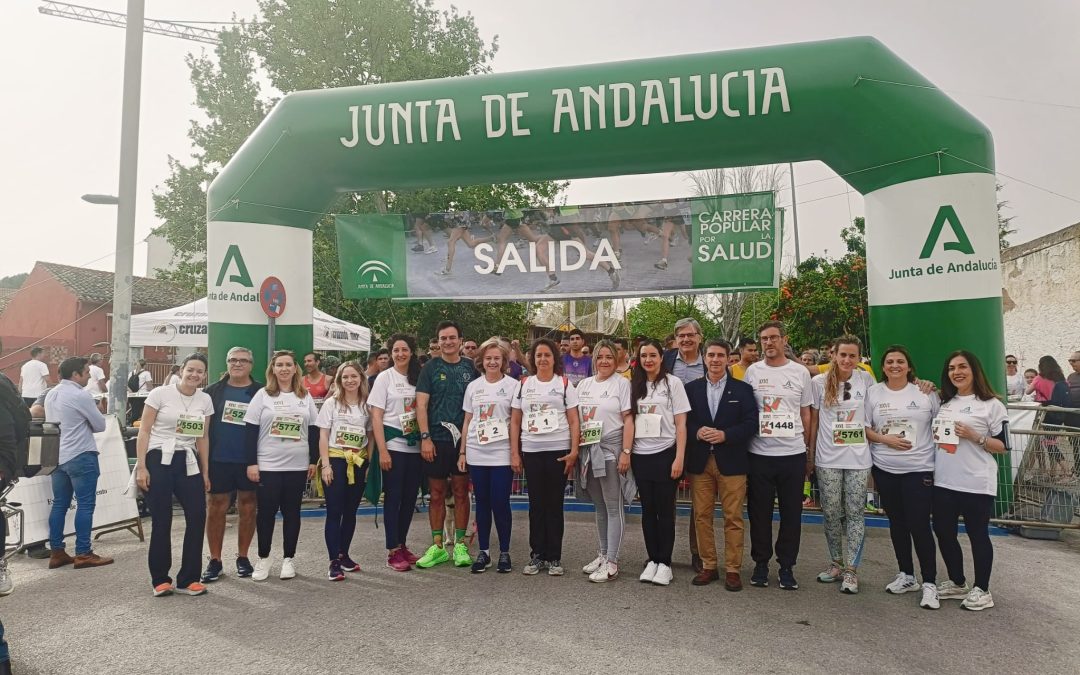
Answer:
[
  {"xmin": 48, "ymin": 549, "xmax": 75, "ymax": 569},
  {"xmin": 692, "ymin": 568, "xmax": 719, "ymax": 586},
  {"xmin": 73, "ymin": 552, "xmax": 114, "ymax": 569},
  {"xmin": 724, "ymin": 572, "xmax": 743, "ymax": 592}
]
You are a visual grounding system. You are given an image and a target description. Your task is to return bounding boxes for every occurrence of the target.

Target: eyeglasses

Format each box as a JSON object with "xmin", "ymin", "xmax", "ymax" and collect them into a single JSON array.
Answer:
[
  {"xmin": 1069, "ymin": 359, "xmax": 1080, "ymax": 363},
  {"xmin": 675, "ymin": 332, "xmax": 699, "ymax": 340},
  {"xmin": 843, "ymin": 381, "xmax": 852, "ymax": 401},
  {"xmin": 227, "ymin": 358, "xmax": 252, "ymax": 365},
  {"xmin": 1005, "ymin": 360, "xmax": 1017, "ymax": 365}
]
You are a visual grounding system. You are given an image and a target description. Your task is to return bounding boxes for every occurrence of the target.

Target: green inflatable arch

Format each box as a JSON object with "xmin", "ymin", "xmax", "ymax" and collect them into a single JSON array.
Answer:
[{"xmin": 207, "ymin": 35, "xmax": 1004, "ymax": 397}]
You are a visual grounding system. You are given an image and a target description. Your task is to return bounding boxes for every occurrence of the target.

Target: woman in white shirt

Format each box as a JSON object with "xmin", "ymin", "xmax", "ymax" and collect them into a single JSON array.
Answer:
[
  {"xmin": 243, "ymin": 350, "xmax": 319, "ymax": 582},
  {"xmin": 627, "ymin": 338, "xmax": 690, "ymax": 587},
  {"xmin": 316, "ymin": 361, "xmax": 371, "ymax": 582},
  {"xmin": 865, "ymin": 345, "xmax": 942, "ymax": 609},
  {"xmin": 932, "ymin": 350, "xmax": 1008, "ymax": 612},
  {"xmin": 369, "ymin": 334, "xmax": 423, "ymax": 572},
  {"xmin": 457, "ymin": 338, "xmax": 518, "ymax": 574},
  {"xmin": 135, "ymin": 353, "xmax": 214, "ymax": 597},
  {"xmin": 808, "ymin": 336, "xmax": 874, "ymax": 595},
  {"xmin": 510, "ymin": 337, "xmax": 580, "ymax": 577},
  {"xmin": 576, "ymin": 340, "xmax": 634, "ymax": 583}
]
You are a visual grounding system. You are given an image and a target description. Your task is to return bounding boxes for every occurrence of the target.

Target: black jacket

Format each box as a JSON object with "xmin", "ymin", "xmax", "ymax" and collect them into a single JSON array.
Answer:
[{"xmin": 684, "ymin": 373, "xmax": 758, "ymax": 476}]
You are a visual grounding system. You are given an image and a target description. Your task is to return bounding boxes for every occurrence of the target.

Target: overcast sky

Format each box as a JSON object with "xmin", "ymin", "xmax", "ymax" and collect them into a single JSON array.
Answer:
[{"xmin": 1, "ymin": 0, "xmax": 1077, "ymax": 281}]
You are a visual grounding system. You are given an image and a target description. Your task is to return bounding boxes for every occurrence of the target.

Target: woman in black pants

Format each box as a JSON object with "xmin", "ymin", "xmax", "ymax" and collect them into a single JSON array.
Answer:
[
  {"xmin": 626, "ymin": 339, "xmax": 689, "ymax": 587},
  {"xmin": 135, "ymin": 353, "xmax": 214, "ymax": 597},
  {"xmin": 932, "ymin": 350, "xmax": 1009, "ymax": 611},
  {"xmin": 244, "ymin": 350, "xmax": 319, "ymax": 582},
  {"xmin": 510, "ymin": 338, "xmax": 579, "ymax": 577}
]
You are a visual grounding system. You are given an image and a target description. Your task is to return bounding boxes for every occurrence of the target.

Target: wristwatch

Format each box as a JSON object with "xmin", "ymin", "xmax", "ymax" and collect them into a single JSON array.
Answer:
[
  {"xmin": 622, "ymin": 448, "xmax": 632, "ymax": 455},
  {"xmin": 420, "ymin": 431, "xmax": 431, "ymax": 440}
]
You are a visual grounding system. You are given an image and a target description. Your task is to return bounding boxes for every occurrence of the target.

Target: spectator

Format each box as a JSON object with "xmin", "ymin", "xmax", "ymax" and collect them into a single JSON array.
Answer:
[
  {"xmin": 559, "ymin": 337, "xmax": 571, "ymax": 356},
  {"xmin": 730, "ymin": 337, "xmax": 759, "ymax": 382},
  {"xmin": 164, "ymin": 365, "xmax": 182, "ymax": 388},
  {"xmin": 563, "ymin": 328, "xmax": 592, "ymax": 386},
  {"xmin": 1022, "ymin": 369, "xmax": 1038, "ymax": 402},
  {"xmin": 19, "ymin": 346, "xmax": 51, "ymax": 407},
  {"xmin": 462, "ymin": 339, "xmax": 479, "ymax": 361},
  {"xmin": 1004, "ymin": 355, "xmax": 1025, "ymax": 400},
  {"xmin": 613, "ymin": 337, "xmax": 632, "ymax": 379},
  {"xmin": 85, "ymin": 353, "xmax": 108, "ymax": 394},
  {"xmin": 800, "ymin": 350, "xmax": 819, "ymax": 368},
  {"xmin": 1066, "ymin": 351, "xmax": 1080, "ymax": 407},
  {"xmin": 1026, "ymin": 355, "xmax": 1067, "ymax": 404},
  {"xmin": 134, "ymin": 359, "xmax": 154, "ymax": 393}
]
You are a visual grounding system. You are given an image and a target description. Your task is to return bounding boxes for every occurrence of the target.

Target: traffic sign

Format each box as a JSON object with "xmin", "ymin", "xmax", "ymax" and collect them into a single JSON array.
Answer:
[{"xmin": 259, "ymin": 276, "xmax": 287, "ymax": 319}]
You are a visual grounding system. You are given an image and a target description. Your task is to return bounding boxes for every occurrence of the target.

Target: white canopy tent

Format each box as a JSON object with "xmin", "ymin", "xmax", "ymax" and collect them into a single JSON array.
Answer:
[{"xmin": 131, "ymin": 298, "xmax": 371, "ymax": 352}]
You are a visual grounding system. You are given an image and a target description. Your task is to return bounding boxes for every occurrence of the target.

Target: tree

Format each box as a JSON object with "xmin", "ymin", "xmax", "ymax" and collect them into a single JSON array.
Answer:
[
  {"xmin": 152, "ymin": 0, "xmax": 565, "ymax": 346},
  {"xmin": 627, "ymin": 297, "xmax": 719, "ymax": 344},
  {"xmin": 996, "ymin": 182, "xmax": 1016, "ymax": 249},
  {"xmin": 0, "ymin": 273, "xmax": 27, "ymax": 290}
]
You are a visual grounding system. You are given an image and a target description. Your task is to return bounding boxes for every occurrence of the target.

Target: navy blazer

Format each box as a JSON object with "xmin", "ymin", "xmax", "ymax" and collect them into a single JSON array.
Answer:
[{"xmin": 684, "ymin": 373, "xmax": 758, "ymax": 476}]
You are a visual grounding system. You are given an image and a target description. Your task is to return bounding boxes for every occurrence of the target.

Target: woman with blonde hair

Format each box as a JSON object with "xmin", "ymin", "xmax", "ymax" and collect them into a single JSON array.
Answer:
[{"xmin": 243, "ymin": 350, "xmax": 319, "ymax": 581}]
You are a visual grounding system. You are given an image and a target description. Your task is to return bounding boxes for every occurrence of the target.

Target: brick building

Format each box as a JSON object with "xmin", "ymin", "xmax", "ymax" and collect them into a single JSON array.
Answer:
[{"xmin": 0, "ymin": 262, "xmax": 194, "ymax": 386}]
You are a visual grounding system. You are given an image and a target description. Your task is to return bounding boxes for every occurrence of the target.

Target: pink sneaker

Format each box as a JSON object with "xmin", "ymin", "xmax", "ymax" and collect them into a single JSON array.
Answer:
[
  {"xmin": 386, "ymin": 549, "xmax": 411, "ymax": 572},
  {"xmin": 400, "ymin": 546, "xmax": 420, "ymax": 565}
]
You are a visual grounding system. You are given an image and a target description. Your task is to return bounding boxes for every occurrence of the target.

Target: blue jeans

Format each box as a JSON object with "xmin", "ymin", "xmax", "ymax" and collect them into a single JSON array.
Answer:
[
  {"xmin": 469, "ymin": 465, "xmax": 513, "ymax": 553},
  {"xmin": 49, "ymin": 451, "xmax": 101, "ymax": 555},
  {"xmin": 0, "ymin": 615, "xmax": 8, "ymax": 663}
]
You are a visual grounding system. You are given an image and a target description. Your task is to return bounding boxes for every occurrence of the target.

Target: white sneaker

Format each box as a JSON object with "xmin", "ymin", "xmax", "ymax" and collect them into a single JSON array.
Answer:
[
  {"xmin": 919, "ymin": 582, "xmax": 940, "ymax": 610},
  {"xmin": 840, "ymin": 570, "xmax": 859, "ymax": 595},
  {"xmin": 937, "ymin": 579, "xmax": 971, "ymax": 600},
  {"xmin": 252, "ymin": 557, "xmax": 271, "ymax": 582},
  {"xmin": 0, "ymin": 560, "xmax": 13, "ymax": 596},
  {"xmin": 590, "ymin": 561, "xmax": 617, "ymax": 583},
  {"xmin": 583, "ymin": 555, "xmax": 607, "ymax": 575},
  {"xmin": 280, "ymin": 557, "xmax": 297, "ymax": 580},
  {"xmin": 639, "ymin": 561, "xmax": 658, "ymax": 583},
  {"xmin": 884, "ymin": 572, "xmax": 918, "ymax": 594},
  {"xmin": 547, "ymin": 560, "xmax": 565, "ymax": 576},
  {"xmin": 961, "ymin": 586, "xmax": 994, "ymax": 611},
  {"xmin": 651, "ymin": 563, "xmax": 673, "ymax": 586}
]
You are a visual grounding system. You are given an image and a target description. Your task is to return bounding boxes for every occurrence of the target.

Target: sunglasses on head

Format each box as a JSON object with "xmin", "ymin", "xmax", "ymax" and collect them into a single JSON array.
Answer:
[{"xmin": 843, "ymin": 381, "xmax": 852, "ymax": 401}]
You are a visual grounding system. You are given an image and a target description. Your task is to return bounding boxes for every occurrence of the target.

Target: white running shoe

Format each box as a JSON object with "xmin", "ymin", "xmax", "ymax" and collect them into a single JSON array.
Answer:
[
  {"xmin": 884, "ymin": 572, "xmax": 918, "ymax": 594},
  {"xmin": 279, "ymin": 557, "xmax": 296, "ymax": 580},
  {"xmin": 919, "ymin": 582, "xmax": 940, "ymax": 610},
  {"xmin": 0, "ymin": 560, "xmax": 13, "ymax": 596},
  {"xmin": 817, "ymin": 562, "xmax": 842, "ymax": 583},
  {"xmin": 961, "ymin": 586, "xmax": 994, "ymax": 611},
  {"xmin": 252, "ymin": 557, "xmax": 271, "ymax": 582},
  {"xmin": 423, "ymin": 245, "xmax": 438, "ymax": 255},
  {"xmin": 937, "ymin": 579, "xmax": 971, "ymax": 600},
  {"xmin": 547, "ymin": 560, "xmax": 565, "ymax": 576},
  {"xmin": 542, "ymin": 278, "xmax": 560, "ymax": 292},
  {"xmin": 651, "ymin": 563, "xmax": 673, "ymax": 586},
  {"xmin": 590, "ymin": 561, "xmax": 618, "ymax": 583},
  {"xmin": 639, "ymin": 561, "xmax": 658, "ymax": 583},
  {"xmin": 583, "ymin": 555, "xmax": 607, "ymax": 575},
  {"xmin": 643, "ymin": 232, "xmax": 659, "ymax": 244},
  {"xmin": 840, "ymin": 570, "xmax": 859, "ymax": 595}
]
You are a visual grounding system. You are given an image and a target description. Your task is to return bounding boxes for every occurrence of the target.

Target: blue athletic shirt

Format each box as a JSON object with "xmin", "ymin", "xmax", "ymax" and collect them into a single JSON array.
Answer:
[{"xmin": 210, "ymin": 385, "xmax": 254, "ymax": 463}]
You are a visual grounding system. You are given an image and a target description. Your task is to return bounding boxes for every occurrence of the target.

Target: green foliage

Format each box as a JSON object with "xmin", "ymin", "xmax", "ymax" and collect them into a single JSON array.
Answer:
[
  {"xmin": 627, "ymin": 297, "xmax": 719, "ymax": 342},
  {"xmin": 0, "ymin": 273, "xmax": 28, "ymax": 289},
  {"xmin": 775, "ymin": 254, "xmax": 869, "ymax": 353},
  {"xmin": 996, "ymin": 182, "xmax": 1016, "ymax": 250}
]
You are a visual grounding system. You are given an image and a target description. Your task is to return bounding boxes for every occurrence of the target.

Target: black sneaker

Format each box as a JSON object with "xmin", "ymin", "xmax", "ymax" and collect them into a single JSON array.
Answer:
[
  {"xmin": 496, "ymin": 552, "xmax": 512, "ymax": 574},
  {"xmin": 236, "ymin": 556, "xmax": 254, "ymax": 578},
  {"xmin": 778, "ymin": 567, "xmax": 799, "ymax": 590},
  {"xmin": 750, "ymin": 562, "xmax": 769, "ymax": 587},
  {"xmin": 471, "ymin": 551, "xmax": 492, "ymax": 574},
  {"xmin": 201, "ymin": 558, "xmax": 223, "ymax": 583}
]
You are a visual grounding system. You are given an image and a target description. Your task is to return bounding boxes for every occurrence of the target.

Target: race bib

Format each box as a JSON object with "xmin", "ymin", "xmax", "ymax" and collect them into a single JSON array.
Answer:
[
  {"xmin": 270, "ymin": 415, "xmax": 303, "ymax": 440},
  {"xmin": 880, "ymin": 418, "xmax": 915, "ymax": 440},
  {"xmin": 334, "ymin": 423, "xmax": 366, "ymax": 450},
  {"xmin": 760, "ymin": 412, "xmax": 797, "ymax": 438},
  {"xmin": 580, "ymin": 421, "xmax": 603, "ymax": 445},
  {"xmin": 832, "ymin": 422, "xmax": 866, "ymax": 446},
  {"xmin": 525, "ymin": 408, "xmax": 559, "ymax": 435},
  {"xmin": 476, "ymin": 418, "xmax": 509, "ymax": 445},
  {"xmin": 175, "ymin": 414, "xmax": 205, "ymax": 438},
  {"xmin": 399, "ymin": 411, "xmax": 418, "ymax": 435},
  {"xmin": 932, "ymin": 417, "xmax": 958, "ymax": 452},
  {"xmin": 222, "ymin": 400, "xmax": 248, "ymax": 426},
  {"xmin": 635, "ymin": 413, "xmax": 662, "ymax": 439}
]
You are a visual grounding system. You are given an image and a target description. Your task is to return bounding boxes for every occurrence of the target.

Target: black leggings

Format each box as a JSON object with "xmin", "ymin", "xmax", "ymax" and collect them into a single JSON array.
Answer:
[
  {"xmin": 522, "ymin": 451, "xmax": 568, "ymax": 561},
  {"xmin": 145, "ymin": 450, "xmax": 206, "ymax": 588},
  {"xmin": 323, "ymin": 457, "xmax": 367, "ymax": 560},
  {"xmin": 872, "ymin": 466, "xmax": 936, "ymax": 583},
  {"xmin": 256, "ymin": 470, "xmax": 308, "ymax": 559},
  {"xmin": 933, "ymin": 486, "xmax": 994, "ymax": 591},
  {"xmin": 632, "ymin": 447, "xmax": 678, "ymax": 567}
]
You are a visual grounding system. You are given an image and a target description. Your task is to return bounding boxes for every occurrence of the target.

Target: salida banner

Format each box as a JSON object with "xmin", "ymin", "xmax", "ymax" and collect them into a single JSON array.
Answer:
[{"xmin": 337, "ymin": 191, "xmax": 780, "ymax": 301}]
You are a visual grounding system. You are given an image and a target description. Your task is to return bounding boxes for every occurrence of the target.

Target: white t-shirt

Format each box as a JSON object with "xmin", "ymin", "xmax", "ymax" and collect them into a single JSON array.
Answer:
[
  {"xmin": 631, "ymin": 374, "xmax": 691, "ymax": 456},
  {"xmin": 811, "ymin": 369, "xmax": 874, "ymax": 470},
  {"xmin": 138, "ymin": 370, "xmax": 154, "ymax": 393},
  {"xmin": 511, "ymin": 374, "xmax": 580, "ymax": 453},
  {"xmin": 84, "ymin": 364, "xmax": 106, "ymax": 393},
  {"xmin": 20, "ymin": 359, "xmax": 49, "ymax": 397},
  {"xmin": 745, "ymin": 359, "xmax": 813, "ymax": 457},
  {"xmin": 1004, "ymin": 372, "xmax": 1026, "ymax": 399},
  {"xmin": 367, "ymin": 367, "xmax": 419, "ymax": 455},
  {"xmin": 933, "ymin": 394, "xmax": 1008, "ymax": 496},
  {"xmin": 243, "ymin": 389, "xmax": 319, "ymax": 471},
  {"xmin": 461, "ymin": 374, "xmax": 517, "ymax": 466},
  {"xmin": 145, "ymin": 384, "xmax": 214, "ymax": 451},
  {"xmin": 865, "ymin": 382, "xmax": 939, "ymax": 474},
  {"xmin": 576, "ymin": 374, "xmax": 632, "ymax": 456},
  {"xmin": 315, "ymin": 398, "xmax": 372, "ymax": 451},
  {"xmin": 165, "ymin": 373, "xmax": 182, "ymax": 387}
]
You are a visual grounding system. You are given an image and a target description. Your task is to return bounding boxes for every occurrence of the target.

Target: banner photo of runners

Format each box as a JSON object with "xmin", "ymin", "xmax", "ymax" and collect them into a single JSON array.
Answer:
[{"xmin": 337, "ymin": 190, "xmax": 781, "ymax": 301}]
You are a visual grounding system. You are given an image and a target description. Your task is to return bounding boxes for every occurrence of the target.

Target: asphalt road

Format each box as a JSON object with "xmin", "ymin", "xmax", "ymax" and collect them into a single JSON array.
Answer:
[{"xmin": 3, "ymin": 511, "xmax": 1079, "ymax": 674}]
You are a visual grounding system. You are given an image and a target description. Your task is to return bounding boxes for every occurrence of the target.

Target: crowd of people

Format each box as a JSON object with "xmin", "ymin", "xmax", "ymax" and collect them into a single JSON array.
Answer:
[{"xmin": 1, "ymin": 324, "xmax": 1078, "ymax": 642}]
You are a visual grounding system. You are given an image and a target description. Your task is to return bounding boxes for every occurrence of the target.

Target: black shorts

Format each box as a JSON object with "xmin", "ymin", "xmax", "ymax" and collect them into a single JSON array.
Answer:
[
  {"xmin": 208, "ymin": 461, "xmax": 256, "ymax": 494},
  {"xmin": 546, "ymin": 225, "xmax": 575, "ymax": 242},
  {"xmin": 422, "ymin": 439, "xmax": 467, "ymax": 480}
]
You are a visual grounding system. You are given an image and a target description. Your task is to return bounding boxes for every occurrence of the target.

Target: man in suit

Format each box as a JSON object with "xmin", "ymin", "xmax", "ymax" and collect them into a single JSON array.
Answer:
[{"xmin": 685, "ymin": 339, "xmax": 759, "ymax": 591}]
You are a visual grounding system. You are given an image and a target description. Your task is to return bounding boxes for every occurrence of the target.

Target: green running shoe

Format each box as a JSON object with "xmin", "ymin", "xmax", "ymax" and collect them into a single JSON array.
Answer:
[
  {"xmin": 416, "ymin": 544, "xmax": 450, "ymax": 568},
  {"xmin": 453, "ymin": 542, "xmax": 473, "ymax": 567}
]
